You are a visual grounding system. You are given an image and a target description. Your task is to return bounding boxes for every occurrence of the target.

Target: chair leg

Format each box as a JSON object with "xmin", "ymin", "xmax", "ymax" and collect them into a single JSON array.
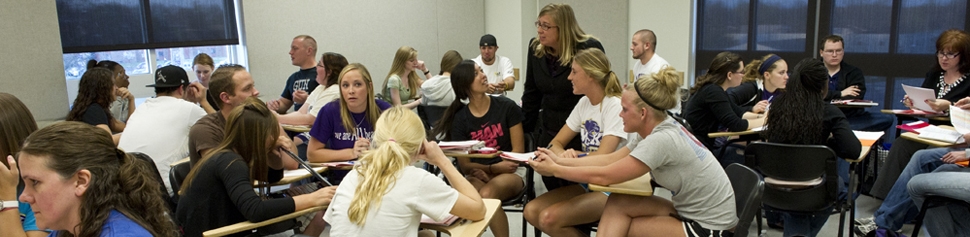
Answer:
[
  {"xmin": 848, "ymin": 162, "xmax": 860, "ymax": 237},
  {"xmin": 838, "ymin": 199, "xmax": 847, "ymax": 237},
  {"xmin": 757, "ymin": 209, "xmax": 764, "ymax": 236},
  {"xmin": 911, "ymin": 196, "xmax": 935, "ymax": 237}
]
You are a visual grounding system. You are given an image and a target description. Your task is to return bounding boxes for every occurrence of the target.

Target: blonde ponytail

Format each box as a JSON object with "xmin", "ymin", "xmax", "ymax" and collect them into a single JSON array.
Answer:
[{"xmin": 346, "ymin": 106, "xmax": 425, "ymax": 226}]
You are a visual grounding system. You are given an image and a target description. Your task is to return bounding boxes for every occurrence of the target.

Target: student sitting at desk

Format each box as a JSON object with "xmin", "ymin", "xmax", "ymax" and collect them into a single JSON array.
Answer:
[
  {"xmin": 0, "ymin": 93, "xmax": 47, "ymax": 237},
  {"xmin": 762, "ymin": 58, "xmax": 860, "ymax": 237},
  {"xmin": 531, "ymin": 67, "xmax": 738, "ymax": 237},
  {"xmin": 727, "ymin": 54, "xmax": 788, "ymax": 113},
  {"xmin": 178, "ymin": 97, "xmax": 336, "ymax": 237},
  {"xmin": 684, "ymin": 52, "xmax": 765, "ymax": 165},
  {"xmin": 325, "ymin": 106, "xmax": 486, "ymax": 237},
  {"xmin": 523, "ymin": 48, "xmax": 627, "ymax": 236},
  {"xmin": 420, "ymin": 50, "xmax": 463, "ymax": 107},
  {"xmin": 307, "ymin": 63, "xmax": 391, "ymax": 184},
  {"xmin": 382, "ymin": 46, "xmax": 429, "ymax": 109},
  {"xmin": 869, "ymin": 29, "xmax": 970, "ymax": 200},
  {"xmin": 16, "ymin": 122, "xmax": 178, "ymax": 237},
  {"xmin": 431, "ymin": 60, "xmax": 524, "ymax": 237},
  {"xmin": 275, "ymin": 52, "xmax": 348, "ymax": 127},
  {"xmin": 67, "ymin": 67, "xmax": 127, "ymax": 145}
]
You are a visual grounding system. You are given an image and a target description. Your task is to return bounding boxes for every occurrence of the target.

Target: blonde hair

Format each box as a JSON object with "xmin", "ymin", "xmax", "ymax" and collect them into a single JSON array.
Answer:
[
  {"xmin": 530, "ymin": 3, "xmax": 596, "ymax": 66},
  {"xmin": 628, "ymin": 67, "xmax": 681, "ymax": 121},
  {"xmin": 383, "ymin": 46, "xmax": 422, "ymax": 100},
  {"xmin": 574, "ymin": 48, "xmax": 622, "ymax": 97},
  {"xmin": 339, "ymin": 63, "xmax": 382, "ymax": 133},
  {"xmin": 348, "ymin": 106, "xmax": 425, "ymax": 225}
]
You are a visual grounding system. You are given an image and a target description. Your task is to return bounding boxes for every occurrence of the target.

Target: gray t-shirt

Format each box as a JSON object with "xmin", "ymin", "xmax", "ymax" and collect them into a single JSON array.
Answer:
[{"xmin": 626, "ymin": 117, "xmax": 738, "ymax": 230}]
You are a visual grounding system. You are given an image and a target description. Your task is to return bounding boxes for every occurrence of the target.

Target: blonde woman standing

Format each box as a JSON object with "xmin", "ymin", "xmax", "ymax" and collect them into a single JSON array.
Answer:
[
  {"xmin": 325, "ymin": 106, "xmax": 486, "ymax": 236},
  {"xmin": 382, "ymin": 46, "xmax": 430, "ymax": 109}
]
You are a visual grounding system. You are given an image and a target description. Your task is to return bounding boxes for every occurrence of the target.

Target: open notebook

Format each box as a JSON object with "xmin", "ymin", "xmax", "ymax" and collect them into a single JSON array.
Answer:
[
  {"xmin": 499, "ymin": 152, "xmax": 534, "ymax": 162},
  {"xmin": 420, "ymin": 213, "xmax": 461, "ymax": 226}
]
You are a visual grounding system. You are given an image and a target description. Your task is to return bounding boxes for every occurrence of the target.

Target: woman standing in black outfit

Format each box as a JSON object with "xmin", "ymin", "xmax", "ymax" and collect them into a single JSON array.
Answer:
[{"xmin": 522, "ymin": 3, "xmax": 603, "ymax": 191}]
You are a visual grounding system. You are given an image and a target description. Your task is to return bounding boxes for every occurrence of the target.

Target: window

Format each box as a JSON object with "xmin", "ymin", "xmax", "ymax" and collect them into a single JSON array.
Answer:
[
  {"xmin": 56, "ymin": 0, "xmax": 238, "ymax": 53},
  {"xmin": 700, "ymin": 0, "xmax": 750, "ymax": 51},
  {"xmin": 61, "ymin": 0, "xmax": 245, "ymax": 107},
  {"xmin": 896, "ymin": 0, "xmax": 966, "ymax": 54},
  {"xmin": 831, "ymin": 0, "xmax": 892, "ymax": 53},
  {"xmin": 755, "ymin": 0, "xmax": 809, "ymax": 52},
  {"xmin": 63, "ymin": 50, "xmax": 149, "ymax": 80}
]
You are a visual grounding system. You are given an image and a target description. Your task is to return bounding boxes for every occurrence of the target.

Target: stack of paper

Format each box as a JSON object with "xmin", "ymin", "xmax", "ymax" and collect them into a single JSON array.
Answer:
[
  {"xmin": 902, "ymin": 85, "xmax": 945, "ymax": 112},
  {"xmin": 420, "ymin": 214, "xmax": 461, "ymax": 226},
  {"xmin": 831, "ymin": 99, "xmax": 879, "ymax": 106},
  {"xmin": 439, "ymin": 140, "xmax": 485, "ymax": 153},
  {"xmin": 853, "ymin": 131, "xmax": 885, "ymax": 147},
  {"xmin": 499, "ymin": 152, "xmax": 534, "ymax": 162},
  {"xmin": 916, "ymin": 126, "xmax": 965, "ymax": 143},
  {"xmin": 315, "ymin": 161, "xmax": 354, "ymax": 168}
]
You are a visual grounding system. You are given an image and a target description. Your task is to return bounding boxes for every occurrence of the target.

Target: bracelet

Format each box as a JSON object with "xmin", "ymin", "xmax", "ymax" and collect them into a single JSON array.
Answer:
[
  {"xmin": 423, "ymin": 70, "xmax": 430, "ymax": 75},
  {"xmin": 504, "ymin": 82, "xmax": 512, "ymax": 91}
]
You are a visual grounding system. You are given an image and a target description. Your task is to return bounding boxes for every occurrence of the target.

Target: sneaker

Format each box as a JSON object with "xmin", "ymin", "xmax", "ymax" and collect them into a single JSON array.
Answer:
[
  {"xmin": 854, "ymin": 216, "xmax": 876, "ymax": 226},
  {"xmin": 854, "ymin": 221, "xmax": 878, "ymax": 236}
]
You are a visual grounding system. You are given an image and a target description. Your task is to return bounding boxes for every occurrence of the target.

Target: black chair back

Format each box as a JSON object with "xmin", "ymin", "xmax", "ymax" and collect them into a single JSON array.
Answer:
[
  {"xmin": 169, "ymin": 161, "xmax": 192, "ymax": 205},
  {"xmin": 418, "ymin": 104, "xmax": 449, "ymax": 132},
  {"xmin": 726, "ymin": 163, "xmax": 764, "ymax": 237},
  {"xmin": 744, "ymin": 142, "xmax": 840, "ymax": 212}
]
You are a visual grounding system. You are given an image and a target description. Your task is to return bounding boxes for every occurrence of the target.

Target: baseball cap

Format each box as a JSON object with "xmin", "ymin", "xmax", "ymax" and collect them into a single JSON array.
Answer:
[
  {"xmin": 146, "ymin": 65, "xmax": 190, "ymax": 88},
  {"xmin": 480, "ymin": 34, "xmax": 498, "ymax": 47}
]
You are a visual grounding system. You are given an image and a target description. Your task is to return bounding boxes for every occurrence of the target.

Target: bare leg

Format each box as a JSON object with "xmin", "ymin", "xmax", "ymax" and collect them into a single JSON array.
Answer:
[
  {"xmin": 537, "ymin": 191, "xmax": 608, "ymax": 237},
  {"xmin": 479, "ymin": 173, "xmax": 524, "ymax": 237},
  {"xmin": 597, "ymin": 194, "xmax": 683, "ymax": 237},
  {"xmin": 524, "ymin": 185, "xmax": 586, "ymax": 231}
]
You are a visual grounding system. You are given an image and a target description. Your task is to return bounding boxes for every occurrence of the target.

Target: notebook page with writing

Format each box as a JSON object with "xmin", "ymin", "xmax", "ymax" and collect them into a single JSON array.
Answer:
[{"xmin": 950, "ymin": 106, "xmax": 970, "ymax": 134}]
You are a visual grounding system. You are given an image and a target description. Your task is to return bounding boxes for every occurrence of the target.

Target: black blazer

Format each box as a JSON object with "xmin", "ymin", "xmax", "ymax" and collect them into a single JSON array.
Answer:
[{"xmin": 521, "ymin": 37, "xmax": 604, "ymax": 135}]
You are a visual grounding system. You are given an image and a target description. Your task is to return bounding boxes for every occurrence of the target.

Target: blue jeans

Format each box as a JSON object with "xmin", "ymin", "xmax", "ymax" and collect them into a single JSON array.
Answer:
[
  {"xmin": 873, "ymin": 147, "xmax": 950, "ymax": 231},
  {"xmin": 907, "ymin": 164, "xmax": 970, "ymax": 237},
  {"xmin": 845, "ymin": 109, "xmax": 895, "ymax": 132}
]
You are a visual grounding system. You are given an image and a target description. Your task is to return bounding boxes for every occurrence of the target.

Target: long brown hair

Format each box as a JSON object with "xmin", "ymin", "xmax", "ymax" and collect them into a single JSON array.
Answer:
[
  {"xmin": 339, "ymin": 63, "xmax": 383, "ymax": 133},
  {"xmin": 763, "ymin": 58, "xmax": 827, "ymax": 145},
  {"xmin": 21, "ymin": 122, "xmax": 178, "ymax": 237},
  {"xmin": 321, "ymin": 52, "xmax": 349, "ymax": 87},
  {"xmin": 67, "ymin": 68, "xmax": 116, "ymax": 122},
  {"xmin": 383, "ymin": 46, "xmax": 422, "ymax": 100},
  {"xmin": 431, "ymin": 60, "xmax": 478, "ymax": 140},
  {"xmin": 0, "ymin": 93, "xmax": 37, "ymax": 163},
  {"xmin": 181, "ymin": 97, "xmax": 280, "ymax": 196},
  {"xmin": 690, "ymin": 52, "xmax": 743, "ymax": 94}
]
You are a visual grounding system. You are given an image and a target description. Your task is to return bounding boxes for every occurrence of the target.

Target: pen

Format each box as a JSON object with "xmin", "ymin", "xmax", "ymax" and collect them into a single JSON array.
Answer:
[{"xmin": 534, "ymin": 144, "xmax": 553, "ymax": 160}]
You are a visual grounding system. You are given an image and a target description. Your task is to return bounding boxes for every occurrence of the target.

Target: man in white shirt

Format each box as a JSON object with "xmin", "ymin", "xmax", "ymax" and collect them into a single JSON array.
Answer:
[
  {"xmin": 631, "ymin": 29, "xmax": 669, "ymax": 82},
  {"xmin": 472, "ymin": 34, "xmax": 515, "ymax": 96},
  {"xmin": 119, "ymin": 65, "xmax": 208, "ymax": 195}
]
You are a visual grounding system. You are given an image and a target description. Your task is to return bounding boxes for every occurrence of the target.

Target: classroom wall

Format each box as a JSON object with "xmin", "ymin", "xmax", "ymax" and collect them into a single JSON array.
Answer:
[
  {"xmin": 536, "ymin": 0, "xmax": 629, "ymax": 84},
  {"xmin": 242, "ymin": 0, "xmax": 484, "ymax": 105},
  {"xmin": 0, "ymin": 0, "xmax": 68, "ymax": 123},
  {"xmin": 628, "ymin": 0, "xmax": 695, "ymax": 87}
]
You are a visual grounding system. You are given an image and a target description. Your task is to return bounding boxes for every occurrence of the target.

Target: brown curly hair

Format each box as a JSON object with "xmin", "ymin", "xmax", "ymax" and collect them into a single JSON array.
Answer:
[{"xmin": 66, "ymin": 68, "xmax": 116, "ymax": 122}]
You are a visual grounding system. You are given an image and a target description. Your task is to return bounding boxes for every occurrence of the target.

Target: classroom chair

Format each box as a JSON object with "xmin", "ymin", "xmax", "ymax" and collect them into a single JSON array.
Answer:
[
  {"xmin": 744, "ymin": 142, "xmax": 849, "ymax": 237},
  {"xmin": 169, "ymin": 161, "xmax": 192, "ymax": 207},
  {"xmin": 911, "ymin": 195, "xmax": 970, "ymax": 237},
  {"xmin": 128, "ymin": 152, "xmax": 177, "ymax": 223},
  {"xmin": 417, "ymin": 104, "xmax": 448, "ymax": 133},
  {"xmin": 725, "ymin": 163, "xmax": 765, "ymax": 237}
]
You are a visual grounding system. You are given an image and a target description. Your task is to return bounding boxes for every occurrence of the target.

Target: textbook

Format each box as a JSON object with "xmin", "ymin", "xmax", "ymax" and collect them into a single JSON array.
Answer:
[
  {"xmin": 420, "ymin": 214, "xmax": 461, "ymax": 226},
  {"xmin": 897, "ymin": 121, "xmax": 964, "ymax": 144}
]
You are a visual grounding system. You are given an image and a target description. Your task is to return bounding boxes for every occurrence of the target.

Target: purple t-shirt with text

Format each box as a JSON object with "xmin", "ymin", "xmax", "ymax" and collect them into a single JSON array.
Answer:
[{"xmin": 309, "ymin": 100, "xmax": 391, "ymax": 150}]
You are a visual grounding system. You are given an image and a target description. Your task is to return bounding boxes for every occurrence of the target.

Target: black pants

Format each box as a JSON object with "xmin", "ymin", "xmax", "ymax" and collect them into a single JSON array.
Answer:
[{"xmin": 536, "ymin": 128, "xmax": 584, "ymax": 191}]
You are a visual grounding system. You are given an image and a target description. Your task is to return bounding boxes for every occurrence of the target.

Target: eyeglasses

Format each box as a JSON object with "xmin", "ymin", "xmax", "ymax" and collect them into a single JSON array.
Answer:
[
  {"xmin": 822, "ymin": 49, "xmax": 844, "ymax": 55},
  {"xmin": 938, "ymin": 51, "xmax": 961, "ymax": 59},
  {"xmin": 535, "ymin": 21, "xmax": 558, "ymax": 31}
]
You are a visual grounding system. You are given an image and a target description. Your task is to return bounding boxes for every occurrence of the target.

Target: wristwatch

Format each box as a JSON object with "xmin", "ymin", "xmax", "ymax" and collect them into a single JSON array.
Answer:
[{"xmin": 0, "ymin": 200, "xmax": 17, "ymax": 211}]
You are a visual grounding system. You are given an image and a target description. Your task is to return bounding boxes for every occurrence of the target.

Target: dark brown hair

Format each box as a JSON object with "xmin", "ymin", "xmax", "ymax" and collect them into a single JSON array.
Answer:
[
  {"xmin": 933, "ymin": 29, "xmax": 970, "ymax": 73},
  {"xmin": 0, "ymin": 92, "xmax": 37, "ymax": 165},
  {"xmin": 67, "ymin": 68, "xmax": 116, "ymax": 123},
  {"xmin": 690, "ymin": 52, "xmax": 743, "ymax": 94},
  {"xmin": 321, "ymin": 52, "xmax": 349, "ymax": 87},
  {"xmin": 21, "ymin": 122, "xmax": 178, "ymax": 237}
]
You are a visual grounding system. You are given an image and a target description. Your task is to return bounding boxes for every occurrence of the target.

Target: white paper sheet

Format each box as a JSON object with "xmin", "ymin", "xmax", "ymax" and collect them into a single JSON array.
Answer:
[{"xmin": 902, "ymin": 84, "xmax": 941, "ymax": 112}]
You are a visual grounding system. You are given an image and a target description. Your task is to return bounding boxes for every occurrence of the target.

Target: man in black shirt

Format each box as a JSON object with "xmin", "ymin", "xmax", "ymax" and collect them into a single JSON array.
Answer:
[
  {"xmin": 820, "ymin": 35, "xmax": 894, "ymax": 131},
  {"xmin": 268, "ymin": 35, "xmax": 319, "ymax": 113}
]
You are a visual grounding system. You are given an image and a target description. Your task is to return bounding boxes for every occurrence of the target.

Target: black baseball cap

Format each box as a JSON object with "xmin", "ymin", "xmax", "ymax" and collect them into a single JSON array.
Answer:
[
  {"xmin": 146, "ymin": 65, "xmax": 190, "ymax": 88},
  {"xmin": 480, "ymin": 34, "xmax": 498, "ymax": 47}
]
